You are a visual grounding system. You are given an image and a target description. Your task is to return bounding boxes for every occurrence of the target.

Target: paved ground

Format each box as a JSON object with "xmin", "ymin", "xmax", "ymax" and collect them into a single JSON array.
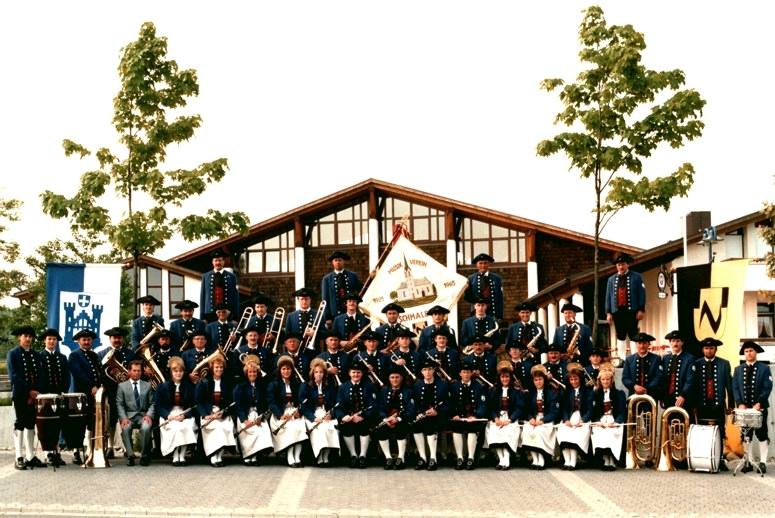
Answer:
[{"xmin": 1, "ymin": 451, "xmax": 774, "ymax": 518}]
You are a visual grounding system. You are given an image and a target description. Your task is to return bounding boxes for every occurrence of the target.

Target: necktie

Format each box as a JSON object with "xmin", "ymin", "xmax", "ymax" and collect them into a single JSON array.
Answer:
[
  {"xmin": 133, "ymin": 382, "xmax": 141, "ymax": 409},
  {"xmin": 706, "ymin": 361, "xmax": 715, "ymax": 401}
]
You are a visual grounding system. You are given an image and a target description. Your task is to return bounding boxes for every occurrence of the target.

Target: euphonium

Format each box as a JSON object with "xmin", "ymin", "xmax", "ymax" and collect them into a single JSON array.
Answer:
[
  {"xmin": 84, "ymin": 386, "xmax": 111, "ymax": 469},
  {"xmin": 134, "ymin": 342, "xmax": 165, "ymax": 389},
  {"xmin": 191, "ymin": 347, "xmax": 227, "ymax": 381},
  {"xmin": 102, "ymin": 348, "xmax": 130, "ymax": 385},
  {"xmin": 655, "ymin": 406, "xmax": 690, "ymax": 472},
  {"xmin": 625, "ymin": 394, "xmax": 659, "ymax": 470}
]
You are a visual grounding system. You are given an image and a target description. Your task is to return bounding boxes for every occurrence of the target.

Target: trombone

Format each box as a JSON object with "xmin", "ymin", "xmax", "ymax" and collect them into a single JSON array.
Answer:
[
  {"xmin": 301, "ymin": 301, "xmax": 327, "ymax": 352},
  {"xmin": 222, "ymin": 307, "xmax": 254, "ymax": 355},
  {"xmin": 261, "ymin": 307, "xmax": 286, "ymax": 354}
]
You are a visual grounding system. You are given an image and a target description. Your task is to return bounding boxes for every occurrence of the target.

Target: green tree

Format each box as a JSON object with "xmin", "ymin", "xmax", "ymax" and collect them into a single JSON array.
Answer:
[
  {"xmin": 41, "ymin": 22, "xmax": 249, "ymax": 307},
  {"xmin": 0, "ymin": 194, "xmax": 25, "ymax": 301},
  {"xmin": 762, "ymin": 195, "xmax": 775, "ymax": 284},
  {"xmin": 536, "ymin": 6, "xmax": 705, "ymax": 340}
]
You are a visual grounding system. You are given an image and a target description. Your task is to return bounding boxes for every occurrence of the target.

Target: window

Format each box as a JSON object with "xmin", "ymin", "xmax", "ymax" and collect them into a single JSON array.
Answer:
[
  {"xmin": 381, "ymin": 197, "xmax": 443, "ymax": 243},
  {"xmin": 245, "ymin": 230, "xmax": 295, "ymax": 273},
  {"xmin": 724, "ymin": 228, "xmax": 743, "ymax": 259},
  {"xmin": 144, "ymin": 266, "xmax": 163, "ymax": 316},
  {"xmin": 758, "ymin": 303, "xmax": 774, "ymax": 338},
  {"xmin": 457, "ymin": 218, "xmax": 526, "ymax": 264},
  {"xmin": 168, "ymin": 272, "xmax": 185, "ymax": 318},
  {"xmin": 310, "ymin": 202, "xmax": 369, "ymax": 246}
]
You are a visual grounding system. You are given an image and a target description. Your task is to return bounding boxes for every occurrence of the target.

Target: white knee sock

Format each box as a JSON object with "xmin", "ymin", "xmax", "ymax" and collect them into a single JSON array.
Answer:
[
  {"xmin": 569, "ymin": 449, "xmax": 577, "ymax": 467},
  {"xmin": 617, "ymin": 339, "xmax": 628, "ymax": 359},
  {"xmin": 452, "ymin": 433, "xmax": 464, "ymax": 460},
  {"xmin": 413, "ymin": 434, "xmax": 427, "ymax": 461},
  {"xmin": 562, "ymin": 448, "xmax": 571, "ymax": 466},
  {"xmin": 24, "ymin": 429, "xmax": 35, "ymax": 461},
  {"xmin": 13, "ymin": 430, "xmax": 22, "ymax": 459},
  {"xmin": 379, "ymin": 439, "xmax": 391, "ymax": 459},
  {"xmin": 343, "ymin": 436, "xmax": 357, "ymax": 457},
  {"xmin": 759, "ymin": 440, "xmax": 769, "ymax": 463},
  {"xmin": 397, "ymin": 439, "xmax": 407, "ymax": 461},
  {"xmin": 426, "ymin": 434, "xmax": 438, "ymax": 461},
  {"xmin": 466, "ymin": 433, "xmax": 478, "ymax": 459}
]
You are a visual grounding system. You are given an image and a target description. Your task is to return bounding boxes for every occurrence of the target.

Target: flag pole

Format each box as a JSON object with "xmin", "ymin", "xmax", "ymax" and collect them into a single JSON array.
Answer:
[{"xmin": 359, "ymin": 214, "xmax": 409, "ymax": 296}]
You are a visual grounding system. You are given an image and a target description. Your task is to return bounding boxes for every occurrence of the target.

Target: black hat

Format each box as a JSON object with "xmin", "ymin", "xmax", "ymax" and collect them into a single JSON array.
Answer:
[
  {"xmin": 11, "ymin": 325, "xmax": 36, "ymax": 338},
  {"xmin": 349, "ymin": 360, "xmax": 368, "ymax": 372},
  {"xmin": 471, "ymin": 253, "xmax": 494, "ymax": 264},
  {"xmin": 633, "ymin": 332, "xmax": 656, "ymax": 343},
  {"xmin": 39, "ymin": 328, "xmax": 63, "ymax": 341},
  {"xmin": 251, "ymin": 294, "xmax": 274, "ymax": 307},
  {"xmin": 547, "ymin": 342, "xmax": 564, "ymax": 353},
  {"xmin": 561, "ymin": 303, "xmax": 582, "ymax": 313},
  {"xmin": 242, "ymin": 325, "xmax": 261, "ymax": 335},
  {"xmin": 213, "ymin": 303, "xmax": 231, "ymax": 312},
  {"xmin": 157, "ymin": 329, "xmax": 173, "ymax": 339},
  {"xmin": 283, "ymin": 331, "xmax": 303, "ymax": 342},
  {"xmin": 431, "ymin": 327, "xmax": 451, "ymax": 339},
  {"xmin": 381, "ymin": 302, "xmax": 405, "ymax": 314},
  {"xmin": 514, "ymin": 301, "xmax": 537, "ymax": 312},
  {"xmin": 361, "ymin": 330, "xmax": 380, "ymax": 342},
  {"xmin": 739, "ymin": 340, "xmax": 764, "ymax": 354},
  {"xmin": 328, "ymin": 251, "xmax": 352, "ymax": 262},
  {"xmin": 209, "ymin": 248, "xmax": 229, "ymax": 259},
  {"xmin": 664, "ymin": 330, "xmax": 683, "ymax": 341},
  {"xmin": 613, "ymin": 254, "xmax": 635, "ymax": 265},
  {"xmin": 458, "ymin": 358, "xmax": 476, "ymax": 371},
  {"xmin": 191, "ymin": 329, "xmax": 209, "ymax": 338},
  {"xmin": 175, "ymin": 299, "xmax": 199, "ymax": 310},
  {"xmin": 426, "ymin": 305, "xmax": 450, "ymax": 315},
  {"xmin": 589, "ymin": 347, "xmax": 609, "ymax": 358},
  {"xmin": 466, "ymin": 335, "xmax": 491, "ymax": 346},
  {"xmin": 322, "ymin": 330, "xmax": 344, "ymax": 341},
  {"xmin": 292, "ymin": 287, "xmax": 316, "ymax": 298},
  {"xmin": 388, "ymin": 364, "xmax": 406, "ymax": 377},
  {"xmin": 73, "ymin": 329, "xmax": 98, "ymax": 340},
  {"xmin": 340, "ymin": 292, "xmax": 363, "ymax": 303},
  {"xmin": 103, "ymin": 327, "xmax": 129, "ymax": 337},
  {"xmin": 506, "ymin": 341, "xmax": 526, "ymax": 351},
  {"xmin": 137, "ymin": 295, "xmax": 161, "ymax": 305},
  {"xmin": 394, "ymin": 328, "xmax": 417, "ymax": 339},
  {"xmin": 420, "ymin": 357, "xmax": 438, "ymax": 370},
  {"xmin": 468, "ymin": 295, "xmax": 489, "ymax": 305},
  {"xmin": 699, "ymin": 337, "xmax": 722, "ymax": 348}
]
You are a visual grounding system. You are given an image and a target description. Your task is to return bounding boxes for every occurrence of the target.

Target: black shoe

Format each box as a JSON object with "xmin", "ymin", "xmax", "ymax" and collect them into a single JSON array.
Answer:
[
  {"xmin": 415, "ymin": 459, "xmax": 427, "ymax": 470},
  {"xmin": 502, "ymin": 465, "xmax": 510, "ymax": 471},
  {"xmin": 358, "ymin": 456, "xmax": 367, "ymax": 469},
  {"xmin": 14, "ymin": 457, "xmax": 26, "ymax": 470},
  {"xmin": 393, "ymin": 458, "xmax": 405, "ymax": 470},
  {"xmin": 495, "ymin": 465, "xmax": 503, "ymax": 471},
  {"xmin": 719, "ymin": 461, "xmax": 729, "ymax": 472},
  {"xmin": 106, "ymin": 448, "xmax": 115, "ymax": 460},
  {"xmin": 72, "ymin": 451, "xmax": 82, "ymax": 465},
  {"xmin": 349, "ymin": 456, "xmax": 358, "ymax": 469},
  {"xmin": 568, "ymin": 466, "xmax": 576, "ymax": 471},
  {"xmin": 127, "ymin": 456, "xmax": 135, "ymax": 466},
  {"xmin": 760, "ymin": 462, "xmax": 767, "ymax": 474},
  {"xmin": 427, "ymin": 459, "xmax": 438, "ymax": 471},
  {"xmin": 384, "ymin": 458, "xmax": 394, "ymax": 470},
  {"xmin": 743, "ymin": 462, "xmax": 753, "ymax": 473},
  {"xmin": 55, "ymin": 453, "xmax": 66, "ymax": 466},
  {"xmin": 465, "ymin": 458, "xmax": 475, "ymax": 471},
  {"xmin": 535, "ymin": 465, "xmax": 545, "ymax": 471},
  {"xmin": 140, "ymin": 456, "xmax": 150, "ymax": 467},
  {"xmin": 530, "ymin": 464, "xmax": 537, "ymax": 470},
  {"xmin": 455, "ymin": 458, "xmax": 464, "ymax": 470},
  {"xmin": 27, "ymin": 456, "xmax": 46, "ymax": 468}
]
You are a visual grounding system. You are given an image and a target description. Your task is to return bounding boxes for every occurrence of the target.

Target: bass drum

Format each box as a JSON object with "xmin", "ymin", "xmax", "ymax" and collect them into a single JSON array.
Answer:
[{"xmin": 687, "ymin": 424, "xmax": 721, "ymax": 473}]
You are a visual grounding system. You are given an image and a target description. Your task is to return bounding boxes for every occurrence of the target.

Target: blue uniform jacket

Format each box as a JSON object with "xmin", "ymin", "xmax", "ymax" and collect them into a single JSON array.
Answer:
[
  {"xmin": 285, "ymin": 308, "xmax": 320, "ymax": 336},
  {"xmin": 449, "ymin": 380, "xmax": 488, "ymax": 419},
  {"xmin": 418, "ymin": 324, "xmax": 458, "ymax": 352},
  {"xmin": 131, "ymin": 314, "xmax": 165, "ymax": 348},
  {"xmin": 460, "ymin": 315, "xmax": 502, "ymax": 350},
  {"xmin": 605, "ymin": 269, "xmax": 646, "ymax": 314},
  {"xmin": 562, "ymin": 385, "xmax": 593, "ymax": 422},
  {"xmin": 299, "ymin": 381, "xmax": 339, "ymax": 421},
  {"xmin": 195, "ymin": 378, "xmax": 233, "ymax": 417},
  {"xmin": 321, "ymin": 269, "xmax": 363, "ymax": 321},
  {"xmin": 267, "ymin": 378, "xmax": 304, "ymax": 419},
  {"xmin": 552, "ymin": 323, "xmax": 593, "ymax": 364},
  {"xmin": 412, "ymin": 379, "xmax": 451, "ymax": 418},
  {"xmin": 505, "ymin": 321, "xmax": 548, "ymax": 354},
  {"xmin": 169, "ymin": 317, "xmax": 206, "ymax": 352},
  {"xmin": 591, "ymin": 387, "xmax": 627, "ymax": 423},
  {"xmin": 377, "ymin": 385, "xmax": 416, "ymax": 421},
  {"xmin": 332, "ymin": 311, "xmax": 370, "ymax": 341},
  {"xmin": 154, "ymin": 379, "xmax": 197, "ymax": 419},
  {"xmin": 68, "ymin": 348, "xmax": 102, "ymax": 395},
  {"xmin": 660, "ymin": 351, "xmax": 696, "ymax": 407},
  {"xmin": 233, "ymin": 380, "xmax": 270, "ymax": 421},
  {"xmin": 487, "ymin": 385, "xmax": 523, "ymax": 422},
  {"xmin": 467, "ymin": 271, "xmax": 504, "ymax": 320},
  {"xmin": 335, "ymin": 380, "xmax": 378, "ymax": 420},
  {"xmin": 7, "ymin": 346, "xmax": 41, "ymax": 399},
  {"xmin": 622, "ymin": 352, "xmax": 663, "ymax": 398},
  {"xmin": 733, "ymin": 361, "xmax": 773, "ymax": 408},
  {"xmin": 692, "ymin": 356, "xmax": 733, "ymax": 410},
  {"xmin": 200, "ymin": 269, "xmax": 239, "ymax": 318},
  {"xmin": 37, "ymin": 349, "xmax": 70, "ymax": 394},
  {"xmin": 524, "ymin": 389, "xmax": 560, "ymax": 424}
]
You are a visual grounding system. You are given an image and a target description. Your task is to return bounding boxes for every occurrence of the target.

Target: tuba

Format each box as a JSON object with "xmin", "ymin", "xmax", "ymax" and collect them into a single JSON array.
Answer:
[
  {"xmin": 655, "ymin": 406, "xmax": 690, "ymax": 471},
  {"xmin": 102, "ymin": 348, "xmax": 130, "ymax": 385},
  {"xmin": 626, "ymin": 394, "xmax": 659, "ymax": 469},
  {"xmin": 84, "ymin": 386, "xmax": 111, "ymax": 468},
  {"xmin": 190, "ymin": 347, "xmax": 228, "ymax": 381}
]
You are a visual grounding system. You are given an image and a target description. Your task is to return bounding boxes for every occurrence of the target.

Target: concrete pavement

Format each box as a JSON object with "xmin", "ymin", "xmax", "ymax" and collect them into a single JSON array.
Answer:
[{"xmin": 1, "ymin": 451, "xmax": 773, "ymax": 518}]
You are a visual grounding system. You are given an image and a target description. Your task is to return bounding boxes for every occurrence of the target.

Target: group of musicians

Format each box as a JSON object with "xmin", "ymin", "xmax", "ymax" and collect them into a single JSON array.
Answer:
[{"xmin": 5, "ymin": 250, "xmax": 771, "ymax": 473}]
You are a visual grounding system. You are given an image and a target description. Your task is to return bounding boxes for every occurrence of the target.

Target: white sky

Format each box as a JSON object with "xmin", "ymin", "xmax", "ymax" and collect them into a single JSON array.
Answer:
[{"xmin": 1, "ymin": 1, "xmax": 772, "ymax": 271}]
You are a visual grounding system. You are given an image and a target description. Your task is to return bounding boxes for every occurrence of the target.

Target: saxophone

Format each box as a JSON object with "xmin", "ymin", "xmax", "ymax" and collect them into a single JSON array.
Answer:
[{"xmin": 566, "ymin": 323, "xmax": 581, "ymax": 360}]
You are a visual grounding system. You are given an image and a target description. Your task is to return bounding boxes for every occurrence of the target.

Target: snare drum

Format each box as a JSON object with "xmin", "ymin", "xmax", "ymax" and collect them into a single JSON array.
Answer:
[
  {"xmin": 61, "ymin": 393, "xmax": 88, "ymax": 449},
  {"xmin": 687, "ymin": 424, "xmax": 721, "ymax": 473},
  {"xmin": 35, "ymin": 394, "xmax": 62, "ymax": 451},
  {"xmin": 732, "ymin": 408, "xmax": 763, "ymax": 429}
]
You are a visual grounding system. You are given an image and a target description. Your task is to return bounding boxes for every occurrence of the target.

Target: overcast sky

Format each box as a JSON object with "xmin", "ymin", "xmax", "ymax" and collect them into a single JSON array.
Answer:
[{"xmin": 1, "ymin": 1, "xmax": 772, "ymax": 271}]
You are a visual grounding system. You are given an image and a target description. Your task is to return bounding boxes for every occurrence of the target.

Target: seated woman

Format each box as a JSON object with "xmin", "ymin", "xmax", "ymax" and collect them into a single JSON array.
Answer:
[
  {"xmin": 557, "ymin": 362, "xmax": 592, "ymax": 470},
  {"xmin": 590, "ymin": 363, "xmax": 627, "ymax": 471},
  {"xmin": 521, "ymin": 365, "xmax": 560, "ymax": 470},
  {"xmin": 233, "ymin": 354, "xmax": 273, "ymax": 466},
  {"xmin": 154, "ymin": 356, "xmax": 197, "ymax": 466},
  {"xmin": 300, "ymin": 358, "xmax": 340, "ymax": 467},
  {"xmin": 267, "ymin": 355, "xmax": 308, "ymax": 467},
  {"xmin": 195, "ymin": 353, "xmax": 235, "ymax": 467},
  {"xmin": 485, "ymin": 361, "xmax": 523, "ymax": 471}
]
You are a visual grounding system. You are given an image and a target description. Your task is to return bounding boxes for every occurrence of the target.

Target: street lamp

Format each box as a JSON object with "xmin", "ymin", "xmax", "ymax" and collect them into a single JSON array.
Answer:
[{"xmin": 697, "ymin": 226, "xmax": 722, "ymax": 263}]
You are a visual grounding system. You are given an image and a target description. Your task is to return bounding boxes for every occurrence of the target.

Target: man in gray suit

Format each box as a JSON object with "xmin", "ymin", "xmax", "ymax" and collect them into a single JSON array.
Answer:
[{"xmin": 117, "ymin": 360, "xmax": 155, "ymax": 466}]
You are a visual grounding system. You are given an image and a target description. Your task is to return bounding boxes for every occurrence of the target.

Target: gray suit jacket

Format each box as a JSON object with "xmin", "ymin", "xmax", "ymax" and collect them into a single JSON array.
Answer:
[{"xmin": 116, "ymin": 378, "xmax": 155, "ymax": 421}]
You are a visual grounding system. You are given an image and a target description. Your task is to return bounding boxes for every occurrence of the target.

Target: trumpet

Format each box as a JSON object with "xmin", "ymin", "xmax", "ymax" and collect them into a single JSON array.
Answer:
[
  {"xmin": 512, "ymin": 374, "xmax": 524, "ymax": 391},
  {"xmin": 301, "ymin": 301, "xmax": 326, "ymax": 352},
  {"xmin": 476, "ymin": 373, "xmax": 494, "ymax": 389},
  {"xmin": 222, "ymin": 307, "xmax": 254, "ymax": 355},
  {"xmin": 583, "ymin": 368, "xmax": 596, "ymax": 388},
  {"xmin": 425, "ymin": 351, "xmax": 452, "ymax": 382},
  {"xmin": 390, "ymin": 351, "xmax": 416, "ymax": 381},
  {"xmin": 262, "ymin": 307, "xmax": 286, "ymax": 354}
]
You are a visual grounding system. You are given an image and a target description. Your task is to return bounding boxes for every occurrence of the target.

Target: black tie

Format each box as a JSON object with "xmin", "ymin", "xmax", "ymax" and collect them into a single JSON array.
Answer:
[{"xmin": 133, "ymin": 382, "xmax": 141, "ymax": 408}]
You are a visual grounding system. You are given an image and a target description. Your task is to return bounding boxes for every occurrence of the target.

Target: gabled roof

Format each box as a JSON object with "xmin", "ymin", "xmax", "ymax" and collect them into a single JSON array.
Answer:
[
  {"xmin": 169, "ymin": 179, "xmax": 638, "ymax": 264},
  {"xmin": 526, "ymin": 210, "xmax": 770, "ymax": 307}
]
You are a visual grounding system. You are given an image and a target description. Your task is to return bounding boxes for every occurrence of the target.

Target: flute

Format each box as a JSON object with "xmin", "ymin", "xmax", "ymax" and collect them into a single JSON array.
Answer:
[{"xmin": 154, "ymin": 406, "xmax": 195, "ymax": 430}]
